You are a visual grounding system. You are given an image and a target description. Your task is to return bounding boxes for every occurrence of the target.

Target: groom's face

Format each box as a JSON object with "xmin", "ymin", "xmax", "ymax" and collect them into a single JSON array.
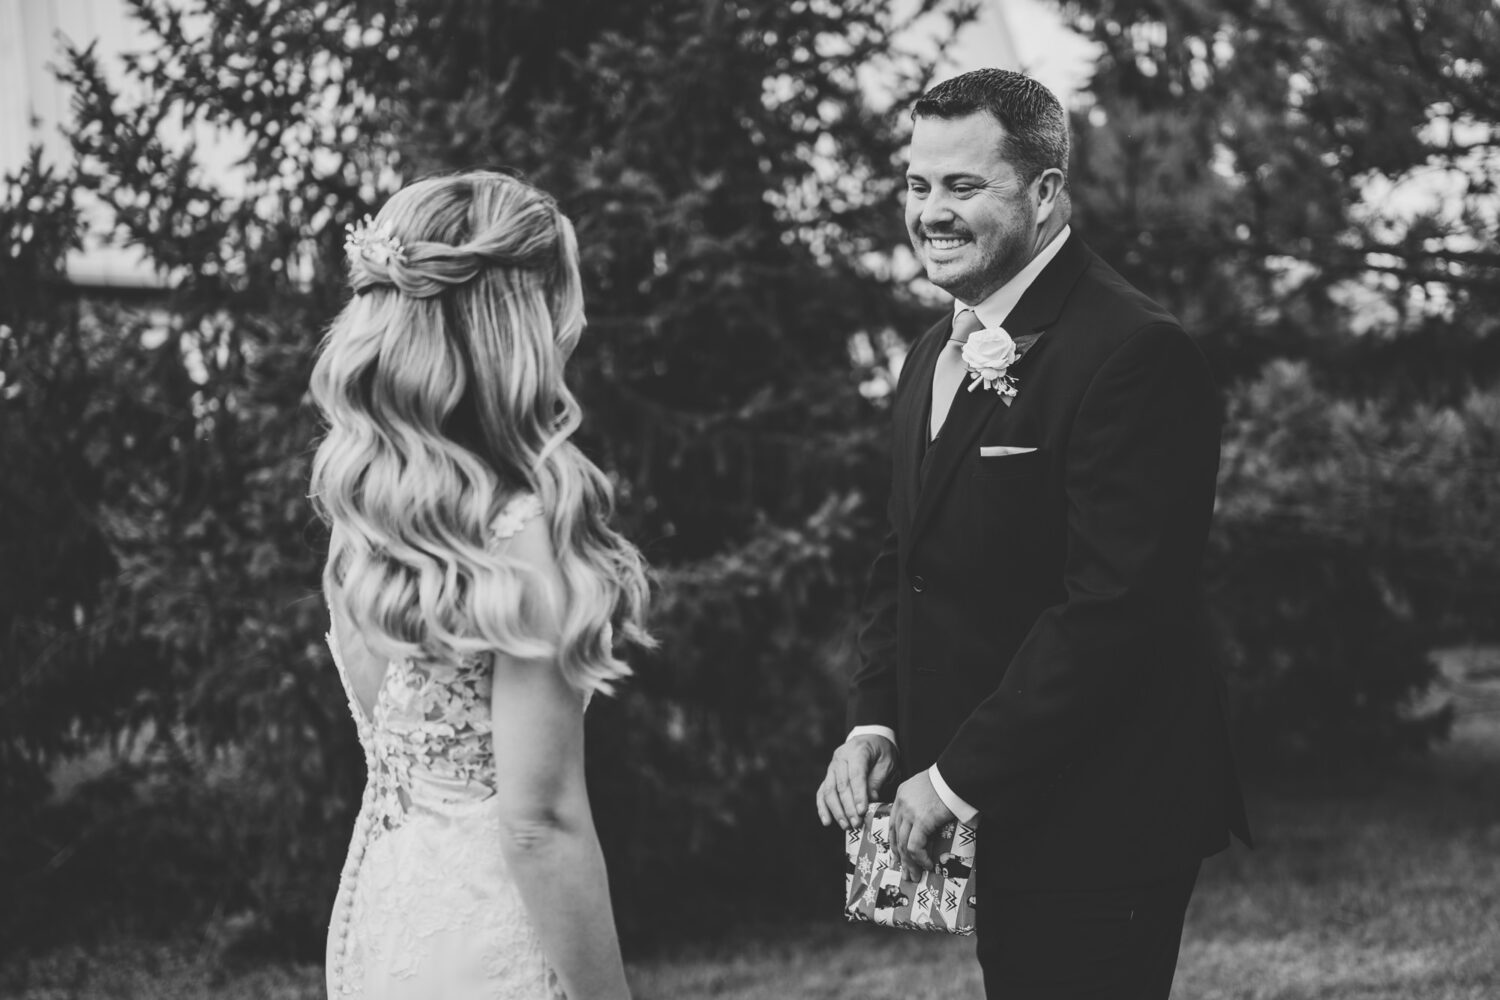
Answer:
[{"xmin": 905, "ymin": 111, "xmax": 1040, "ymax": 304}]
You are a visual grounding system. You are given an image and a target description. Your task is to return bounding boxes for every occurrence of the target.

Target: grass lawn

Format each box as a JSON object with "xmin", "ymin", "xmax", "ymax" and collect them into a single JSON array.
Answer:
[{"xmin": 5, "ymin": 651, "xmax": 1499, "ymax": 999}]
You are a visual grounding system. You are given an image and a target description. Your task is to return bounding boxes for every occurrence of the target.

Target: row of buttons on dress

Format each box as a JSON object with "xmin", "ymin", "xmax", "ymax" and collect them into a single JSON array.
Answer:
[{"xmin": 328, "ymin": 785, "xmax": 376, "ymax": 995}]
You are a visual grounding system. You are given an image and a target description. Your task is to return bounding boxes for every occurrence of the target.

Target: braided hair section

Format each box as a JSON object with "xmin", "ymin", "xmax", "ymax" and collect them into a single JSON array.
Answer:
[{"xmin": 347, "ymin": 189, "xmax": 564, "ymax": 298}]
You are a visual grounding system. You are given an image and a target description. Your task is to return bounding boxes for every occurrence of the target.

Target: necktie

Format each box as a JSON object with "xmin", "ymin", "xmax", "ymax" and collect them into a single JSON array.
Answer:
[{"xmin": 929, "ymin": 308, "xmax": 985, "ymax": 440}]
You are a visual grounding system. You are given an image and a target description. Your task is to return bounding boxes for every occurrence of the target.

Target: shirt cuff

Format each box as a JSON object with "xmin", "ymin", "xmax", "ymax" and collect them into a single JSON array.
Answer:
[
  {"xmin": 848, "ymin": 725, "xmax": 898, "ymax": 749},
  {"xmin": 928, "ymin": 764, "xmax": 980, "ymax": 825}
]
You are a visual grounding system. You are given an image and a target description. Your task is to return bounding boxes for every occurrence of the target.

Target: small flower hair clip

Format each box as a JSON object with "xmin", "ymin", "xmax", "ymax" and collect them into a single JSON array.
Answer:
[{"xmin": 344, "ymin": 215, "xmax": 407, "ymax": 267}]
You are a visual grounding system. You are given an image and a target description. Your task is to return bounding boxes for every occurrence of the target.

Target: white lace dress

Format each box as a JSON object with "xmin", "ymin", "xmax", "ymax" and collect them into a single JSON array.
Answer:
[{"xmin": 324, "ymin": 494, "xmax": 568, "ymax": 999}]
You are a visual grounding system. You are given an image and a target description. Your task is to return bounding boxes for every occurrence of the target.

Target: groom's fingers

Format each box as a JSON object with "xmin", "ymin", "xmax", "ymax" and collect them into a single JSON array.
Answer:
[
  {"xmin": 820, "ymin": 740, "xmax": 887, "ymax": 832},
  {"xmin": 889, "ymin": 807, "xmax": 908, "ymax": 874},
  {"xmin": 890, "ymin": 789, "xmax": 937, "ymax": 881},
  {"xmin": 868, "ymin": 755, "xmax": 894, "ymax": 799},
  {"xmin": 817, "ymin": 764, "xmax": 846, "ymax": 829},
  {"xmin": 849, "ymin": 750, "xmax": 871, "ymax": 817},
  {"xmin": 817, "ymin": 758, "xmax": 848, "ymax": 829},
  {"xmin": 893, "ymin": 805, "xmax": 926, "ymax": 881},
  {"xmin": 906, "ymin": 824, "xmax": 935, "ymax": 873},
  {"xmin": 896, "ymin": 825, "xmax": 928, "ymax": 880},
  {"xmin": 832, "ymin": 757, "xmax": 864, "ymax": 830},
  {"xmin": 815, "ymin": 775, "xmax": 833, "ymax": 827}
]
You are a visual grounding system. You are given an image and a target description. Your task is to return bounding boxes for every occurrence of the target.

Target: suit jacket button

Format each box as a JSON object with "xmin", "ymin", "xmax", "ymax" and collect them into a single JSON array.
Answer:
[{"xmin": 911, "ymin": 575, "xmax": 926, "ymax": 593}]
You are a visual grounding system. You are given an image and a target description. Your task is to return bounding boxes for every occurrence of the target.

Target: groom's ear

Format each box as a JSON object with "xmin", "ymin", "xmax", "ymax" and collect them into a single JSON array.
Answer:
[{"xmin": 1034, "ymin": 168, "xmax": 1066, "ymax": 225}]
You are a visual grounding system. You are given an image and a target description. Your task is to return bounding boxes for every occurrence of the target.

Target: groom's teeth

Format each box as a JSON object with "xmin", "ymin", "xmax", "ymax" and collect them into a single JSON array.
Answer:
[{"xmin": 929, "ymin": 238, "xmax": 967, "ymax": 249}]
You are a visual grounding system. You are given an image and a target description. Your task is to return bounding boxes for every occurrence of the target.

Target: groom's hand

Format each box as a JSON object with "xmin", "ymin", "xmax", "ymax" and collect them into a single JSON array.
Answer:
[
  {"xmin": 890, "ymin": 772, "xmax": 956, "ymax": 882},
  {"xmin": 816, "ymin": 734, "xmax": 898, "ymax": 831}
]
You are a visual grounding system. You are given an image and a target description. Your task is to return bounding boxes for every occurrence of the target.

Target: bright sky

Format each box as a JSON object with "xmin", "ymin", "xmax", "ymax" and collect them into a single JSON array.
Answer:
[{"xmin": 915, "ymin": 0, "xmax": 1098, "ymax": 105}]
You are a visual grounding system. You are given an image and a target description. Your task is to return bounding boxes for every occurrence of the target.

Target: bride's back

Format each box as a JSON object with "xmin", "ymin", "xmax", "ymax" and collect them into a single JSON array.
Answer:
[{"xmin": 308, "ymin": 172, "xmax": 648, "ymax": 1000}]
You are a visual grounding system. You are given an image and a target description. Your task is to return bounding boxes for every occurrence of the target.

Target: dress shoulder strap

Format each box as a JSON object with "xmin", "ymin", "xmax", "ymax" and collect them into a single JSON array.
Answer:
[{"xmin": 488, "ymin": 492, "xmax": 543, "ymax": 545}]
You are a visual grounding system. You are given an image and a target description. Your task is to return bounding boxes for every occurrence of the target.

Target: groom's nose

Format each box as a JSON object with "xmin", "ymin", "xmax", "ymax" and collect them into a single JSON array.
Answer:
[{"xmin": 918, "ymin": 190, "xmax": 957, "ymax": 229}]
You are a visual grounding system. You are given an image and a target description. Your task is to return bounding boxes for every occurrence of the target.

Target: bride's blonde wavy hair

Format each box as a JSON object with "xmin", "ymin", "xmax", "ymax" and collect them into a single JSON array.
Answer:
[{"xmin": 310, "ymin": 171, "xmax": 651, "ymax": 694}]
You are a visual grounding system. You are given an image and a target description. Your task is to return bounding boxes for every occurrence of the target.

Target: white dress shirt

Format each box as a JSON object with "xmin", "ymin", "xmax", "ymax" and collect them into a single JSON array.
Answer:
[{"xmin": 849, "ymin": 225, "xmax": 1072, "ymax": 825}]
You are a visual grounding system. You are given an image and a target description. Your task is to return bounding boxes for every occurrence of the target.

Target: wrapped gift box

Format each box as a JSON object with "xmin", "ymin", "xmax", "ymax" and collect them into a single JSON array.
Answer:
[{"xmin": 843, "ymin": 802, "xmax": 977, "ymax": 935}]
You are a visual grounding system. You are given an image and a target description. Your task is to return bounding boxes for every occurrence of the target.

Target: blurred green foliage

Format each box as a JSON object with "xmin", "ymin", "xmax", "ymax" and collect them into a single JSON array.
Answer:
[
  {"xmin": 1, "ymin": 0, "xmax": 1497, "ymax": 966},
  {"xmin": 1063, "ymin": 0, "xmax": 1500, "ymax": 763}
]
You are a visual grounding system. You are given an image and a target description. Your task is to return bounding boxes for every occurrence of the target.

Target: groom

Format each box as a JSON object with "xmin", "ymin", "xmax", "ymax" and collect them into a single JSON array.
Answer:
[{"xmin": 816, "ymin": 69, "xmax": 1250, "ymax": 997}]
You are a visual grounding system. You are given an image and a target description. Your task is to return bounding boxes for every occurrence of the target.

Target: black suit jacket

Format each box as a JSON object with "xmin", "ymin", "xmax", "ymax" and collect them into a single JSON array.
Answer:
[{"xmin": 850, "ymin": 233, "xmax": 1250, "ymax": 891}]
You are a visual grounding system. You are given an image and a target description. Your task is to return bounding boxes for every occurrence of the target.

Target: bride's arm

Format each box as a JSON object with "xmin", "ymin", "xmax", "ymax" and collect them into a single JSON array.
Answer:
[{"xmin": 488, "ymin": 517, "xmax": 632, "ymax": 1000}]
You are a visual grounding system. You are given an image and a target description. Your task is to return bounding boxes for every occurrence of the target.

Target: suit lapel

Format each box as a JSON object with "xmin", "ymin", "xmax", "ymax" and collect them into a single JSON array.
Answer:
[{"xmin": 908, "ymin": 233, "xmax": 1092, "ymax": 545}]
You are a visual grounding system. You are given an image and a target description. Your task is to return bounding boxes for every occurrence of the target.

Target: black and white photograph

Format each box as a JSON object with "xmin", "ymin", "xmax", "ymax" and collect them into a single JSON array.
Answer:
[{"xmin": 2, "ymin": 1, "xmax": 1497, "ymax": 997}]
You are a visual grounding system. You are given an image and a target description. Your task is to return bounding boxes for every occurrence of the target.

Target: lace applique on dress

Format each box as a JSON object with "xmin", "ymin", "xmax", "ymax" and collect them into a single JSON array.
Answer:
[{"xmin": 324, "ymin": 493, "xmax": 565, "ymax": 999}]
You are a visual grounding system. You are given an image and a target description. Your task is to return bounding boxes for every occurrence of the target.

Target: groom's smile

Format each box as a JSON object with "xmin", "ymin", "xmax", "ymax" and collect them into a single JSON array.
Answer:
[
  {"xmin": 905, "ymin": 111, "xmax": 1046, "ymax": 305},
  {"xmin": 922, "ymin": 233, "xmax": 973, "ymax": 255}
]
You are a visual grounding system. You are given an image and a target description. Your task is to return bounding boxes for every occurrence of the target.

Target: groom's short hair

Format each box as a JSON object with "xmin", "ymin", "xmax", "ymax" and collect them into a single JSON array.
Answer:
[{"xmin": 913, "ymin": 69, "xmax": 1070, "ymax": 188}]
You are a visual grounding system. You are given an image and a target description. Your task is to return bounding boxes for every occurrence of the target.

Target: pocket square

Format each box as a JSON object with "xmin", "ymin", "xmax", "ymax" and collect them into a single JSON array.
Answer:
[{"xmin": 979, "ymin": 445, "xmax": 1037, "ymax": 457}]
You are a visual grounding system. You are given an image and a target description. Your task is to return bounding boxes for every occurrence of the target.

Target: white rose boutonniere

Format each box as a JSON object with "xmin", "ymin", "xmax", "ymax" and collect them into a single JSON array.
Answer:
[{"xmin": 960, "ymin": 327, "xmax": 1020, "ymax": 398}]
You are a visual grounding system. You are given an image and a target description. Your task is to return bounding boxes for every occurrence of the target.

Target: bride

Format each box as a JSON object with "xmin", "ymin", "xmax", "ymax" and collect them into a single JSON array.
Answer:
[{"xmin": 309, "ymin": 171, "xmax": 651, "ymax": 999}]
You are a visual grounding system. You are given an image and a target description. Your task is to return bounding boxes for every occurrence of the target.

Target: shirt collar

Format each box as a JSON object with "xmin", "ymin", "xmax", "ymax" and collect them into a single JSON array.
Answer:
[{"xmin": 953, "ymin": 225, "xmax": 1072, "ymax": 329}]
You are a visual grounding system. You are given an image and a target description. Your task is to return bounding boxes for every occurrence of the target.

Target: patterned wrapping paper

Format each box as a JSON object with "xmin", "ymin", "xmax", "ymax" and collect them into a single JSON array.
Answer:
[{"xmin": 843, "ymin": 802, "xmax": 978, "ymax": 935}]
